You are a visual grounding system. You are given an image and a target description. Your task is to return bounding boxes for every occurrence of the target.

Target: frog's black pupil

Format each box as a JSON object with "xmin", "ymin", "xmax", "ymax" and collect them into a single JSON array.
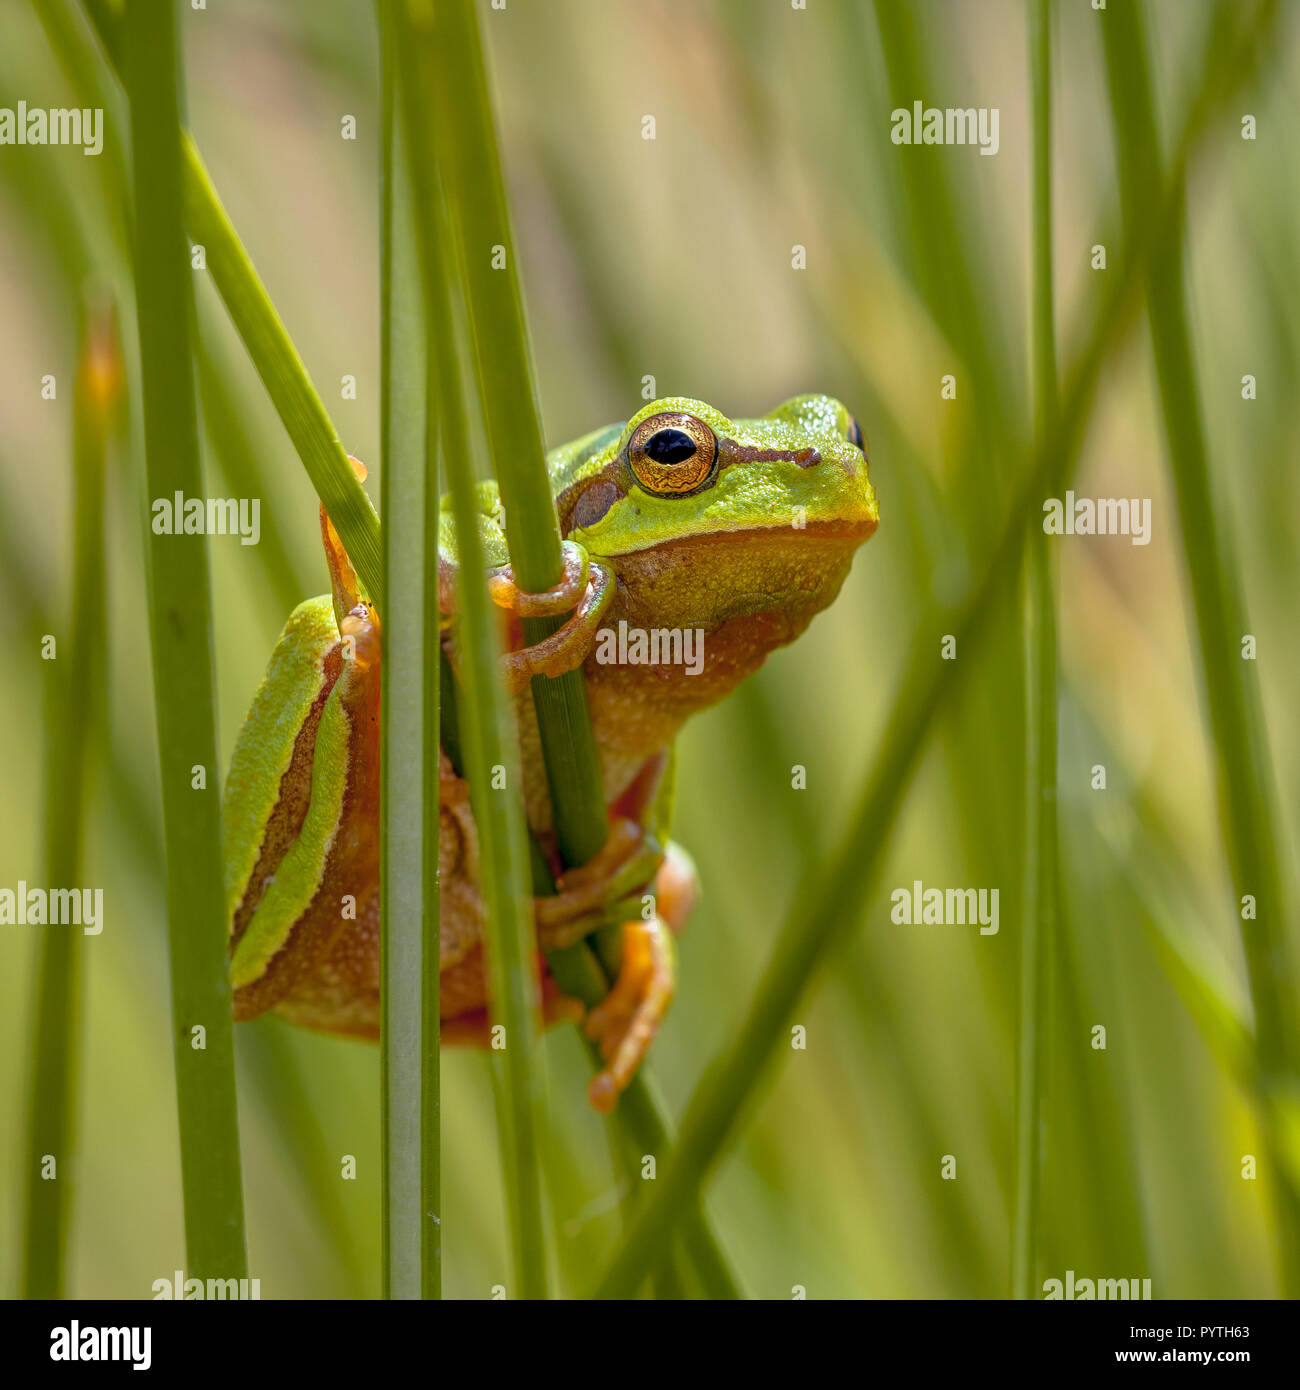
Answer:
[
  {"xmin": 645, "ymin": 428, "xmax": 697, "ymax": 465},
  {"xmin": 847, "ymin": 417, "xmax": 864, "ymax": 450}
]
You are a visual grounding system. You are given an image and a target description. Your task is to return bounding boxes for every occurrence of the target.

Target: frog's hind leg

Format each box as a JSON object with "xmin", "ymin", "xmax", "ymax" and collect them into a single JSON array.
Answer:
[
  {"xmin": 580, "ymin": 840, "xmax": 698, "ymax": 1112},
  {"xmin": 584, "ymin": 916, "xmax": 678, "ymax": 1114}
]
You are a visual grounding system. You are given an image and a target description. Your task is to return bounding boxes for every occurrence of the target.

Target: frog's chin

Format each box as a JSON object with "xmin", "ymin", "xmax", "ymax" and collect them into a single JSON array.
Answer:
[{"xmin": 610, "ymin": 516, "xmax": 876, "ymax": 633}]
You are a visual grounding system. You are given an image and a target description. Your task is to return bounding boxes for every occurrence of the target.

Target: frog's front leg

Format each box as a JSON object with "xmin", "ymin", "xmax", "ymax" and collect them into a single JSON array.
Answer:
[{"xmin": 440, "ymin": 537, "xmax": 615, "ymax": 694}]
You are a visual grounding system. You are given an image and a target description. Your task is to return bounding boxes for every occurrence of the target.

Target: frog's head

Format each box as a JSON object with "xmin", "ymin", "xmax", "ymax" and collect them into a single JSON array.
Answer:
[{"xmin": 550, "ymin": 394, "xmax": 878, "ymax": 639}]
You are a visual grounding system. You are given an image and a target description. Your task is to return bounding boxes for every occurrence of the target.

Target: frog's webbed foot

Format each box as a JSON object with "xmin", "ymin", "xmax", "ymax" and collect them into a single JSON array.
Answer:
[
  {"xmin": 584, "ymin": 918, "xmax": 677, "ymax": 1113},
  {"xmin": 486, "ymin": 540, "xmax": 615, "ymax": 694},
  {"xmin": 534, "ymin": 818, "xmax": 664, "ymax": 949}
]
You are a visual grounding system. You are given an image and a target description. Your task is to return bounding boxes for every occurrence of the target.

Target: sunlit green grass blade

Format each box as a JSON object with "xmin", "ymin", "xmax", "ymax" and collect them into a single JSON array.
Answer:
[
  {"xmin": 1100, "ymin": 0, "xmax": 1300, "ymax": 1295},
  {"xmin": 79, "ymin": 0, "xmax": 383, "ymax": 606},
  {"xmin": 20, "ymin": 297, "xmax": 118, "ymax": 1298},
  {"xmin": 1012, "ymin": 0, "xmax": 1060, "ymax": 1302},
  {"xmin": 590, "ymin": 25, "xmax": 1278, "ymax": 1284},
  {"xmin": 378, "ymin": 7, "xmax": 436, "ymax": 1300},
  {"xmin": 123, "ymin": 0, "xmax": 245, "ymax": 1279},
  {"xmin": 395, "ymin": 0, "xmax": 547, "ymax": 1299}
]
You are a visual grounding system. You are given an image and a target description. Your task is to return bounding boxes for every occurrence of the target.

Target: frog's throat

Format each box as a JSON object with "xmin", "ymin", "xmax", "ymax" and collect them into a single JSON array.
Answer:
[{"xmin": 608, "ymin": 517, "xmax": 874, "ymax": 630}]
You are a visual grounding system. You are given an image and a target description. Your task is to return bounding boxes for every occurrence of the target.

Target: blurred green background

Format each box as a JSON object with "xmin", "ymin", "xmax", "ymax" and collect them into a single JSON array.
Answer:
[{"xmin": 1, "ymin": 0, "xmax": 1297, "ymax": 1298}]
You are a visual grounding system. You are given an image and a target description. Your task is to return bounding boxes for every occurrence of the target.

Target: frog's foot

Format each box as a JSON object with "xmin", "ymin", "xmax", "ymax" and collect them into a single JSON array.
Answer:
[
  {"xmin": 585, "ymin": 918, "xmax": 677, "ymax": 1113},
  {"xmin": 534, "ymin": 818, "xmax": 664, "ymax": 949},
  {"xmin": 486, "ymin": 541, "xmax": 615, "ymax": 693}
]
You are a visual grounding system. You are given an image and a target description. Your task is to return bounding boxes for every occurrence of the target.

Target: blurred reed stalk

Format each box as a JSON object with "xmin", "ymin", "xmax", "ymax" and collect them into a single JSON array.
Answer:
[
  {"xmin": 590, "ymin": 2, "xmax": 1279, "ymax": 1284},
  {"xmin": 123, "ymin": 0, "xmax": 246, "ymax": 1279},
  {"xmin": 1100, "ymin": 0, "xmax": 1300, "ymax": 1295},
  {"xmin": 379, "ymin": 4, "xmax": 438, "ymax": 1300},
  {"xmin": 1013, "ymin": 0, "xmax": 1060, "ymax": 1301},
  {"xmin": 79, "ymin": 0, "xmax": 384, "ymax": 605},
  {"xmin": 20, "ymin": 296, "xmax": 120, "ymax": 1298}
]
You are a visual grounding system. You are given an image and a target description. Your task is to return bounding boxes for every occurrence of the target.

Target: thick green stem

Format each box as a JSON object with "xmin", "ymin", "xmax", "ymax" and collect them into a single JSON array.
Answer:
[{"xmin": 124, "ymin": 0, "xmax": 246, "ymax": 1280}]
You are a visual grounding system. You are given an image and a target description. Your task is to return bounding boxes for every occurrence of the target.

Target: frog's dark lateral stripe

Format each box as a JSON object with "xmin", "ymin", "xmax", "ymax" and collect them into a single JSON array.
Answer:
[
  {"xmin": 717, "ymin": 442, "xmax": 822, "ymax": 469},
  {"xmin": 559, "ymin": 440, "xmax": 823, "ymax": 534},
  {"xmin": 229, "ymin": 645, "xmax": 343, "ymax": 955}
]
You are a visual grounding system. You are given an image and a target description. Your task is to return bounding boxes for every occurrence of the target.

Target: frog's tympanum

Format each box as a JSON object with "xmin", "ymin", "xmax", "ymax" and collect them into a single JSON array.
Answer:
[{"xmin": 222, "ymin": 396, "xmax": 878, "ymax": 1109}]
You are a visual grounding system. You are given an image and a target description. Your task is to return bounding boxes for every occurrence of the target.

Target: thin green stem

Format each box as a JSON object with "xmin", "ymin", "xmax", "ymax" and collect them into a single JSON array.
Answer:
[
  {"xmin": 379, "ymin": 7, "xmax": 435, "ymax": 1301},
  {"xmin": 20, "ymin": 296, "xmax": 118, "ymax": 1298},
  {"xmin": 421, "ymin": 337, "xmax": 444, "ymax": 1300},
  {"xmin": 1012, "ymin": 0, "xmax": 1060, "ymax": 1302},
  {"xmin": 124, "ymin": 0, "xmax": 245, "ymax": 1280},
  {"xmin": 1100, "ymin": 0, "xmax": 1300, "ymax": 1294}
]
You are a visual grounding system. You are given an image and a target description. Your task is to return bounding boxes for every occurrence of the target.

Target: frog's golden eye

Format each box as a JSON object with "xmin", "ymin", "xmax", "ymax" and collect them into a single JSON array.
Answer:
[
  {"xmin": 627, "ymin": 413, "xmax": 718, "ymax": 498},
  {"xmin": 846, "ymin": 415, "xmax": 866, "ymax": 453}
]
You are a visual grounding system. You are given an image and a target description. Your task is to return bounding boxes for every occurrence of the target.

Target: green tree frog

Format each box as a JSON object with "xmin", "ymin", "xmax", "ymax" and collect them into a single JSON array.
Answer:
[{"xmin": 222, "ymin": 395, "xmax": 877, "ymax": 1110}]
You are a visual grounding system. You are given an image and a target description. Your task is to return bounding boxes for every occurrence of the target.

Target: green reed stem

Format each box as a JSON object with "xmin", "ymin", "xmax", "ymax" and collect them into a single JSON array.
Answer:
[
  {"xmin": 379, "ymin": 6, "xmax": 437, "ymax": 1300},
  {"xmin": 1012, "ymin": 0, "xmax": 1060, "ymax": 1302},
  {"xmin": 124, "ymin": 0, "xmax": 246, "ymax": 1280}
]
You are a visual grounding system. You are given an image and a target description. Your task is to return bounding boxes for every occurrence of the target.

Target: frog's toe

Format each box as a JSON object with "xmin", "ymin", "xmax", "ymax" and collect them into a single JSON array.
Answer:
[
  {"xmin": 497, "ymin": 551, "xmax": 615, "ymax": 692},
  {"xmin": 584, "ymin": 918, "xmax": 676, "ymax": 1113},
  {"xmin": 487, "ymin": 540, "xmax": 590, "ymax": 617},
  {"xmin": 535, "ymin": 818, "xmax": 664, "ymax": 948}
]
